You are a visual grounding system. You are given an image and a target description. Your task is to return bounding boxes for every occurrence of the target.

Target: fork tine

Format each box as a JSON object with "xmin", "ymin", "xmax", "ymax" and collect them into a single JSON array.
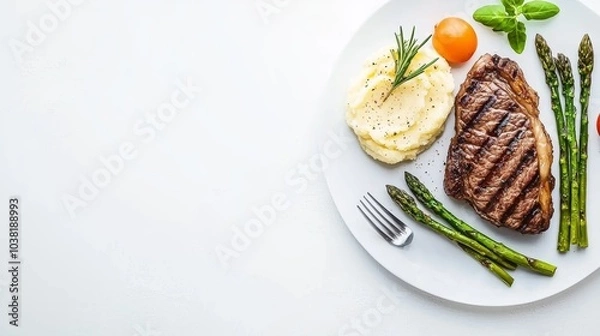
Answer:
[
  {"xmin": 359, "ymin": 200, "xmax": 397, "ymax": 238},
  {"xmin": 367, "ymin": 192, "xmax": 408, "ymax": 232},
  {"xmin": 363, "ymin": 195, "xmax": 403, "ymax": 234},
  {"xmin": 357, "ymin": 203, "xmax": 394, "ymax": 242}
]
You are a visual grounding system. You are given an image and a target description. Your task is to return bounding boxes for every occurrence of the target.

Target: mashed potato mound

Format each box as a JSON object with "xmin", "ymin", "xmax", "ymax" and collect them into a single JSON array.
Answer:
[{"xmin": 346, "ymin": 47, "xmax": 455, "ymax": 164}]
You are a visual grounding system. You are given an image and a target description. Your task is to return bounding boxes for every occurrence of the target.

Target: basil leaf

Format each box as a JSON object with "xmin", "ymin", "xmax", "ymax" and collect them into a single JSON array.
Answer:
[
  {"xmin": 508, "ymin": 21, "xmax": 527, "ymax": 54},
  {"xmin": 492, "ymin": 17, "xmax": 518, "ymax": 32},
  {"xmin": 505, "ymin": 0, "xmax": 525, "ymax": 5},
  {"xmin": 521, "ymin": 0, "xmax": 560, "ymax": 20},
  {"xmin": 502, "ymin": 0, "xmax": 525, "ymax": 15},
  {"xmin": 473, "ymin": 5, "xmax": 514, "ymax": 28}
]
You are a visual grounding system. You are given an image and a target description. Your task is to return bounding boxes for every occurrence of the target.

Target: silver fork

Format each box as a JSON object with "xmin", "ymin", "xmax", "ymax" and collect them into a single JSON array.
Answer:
[{"xmin": 357, "ymin": 192, "xmax": 414, "ymax": 247}]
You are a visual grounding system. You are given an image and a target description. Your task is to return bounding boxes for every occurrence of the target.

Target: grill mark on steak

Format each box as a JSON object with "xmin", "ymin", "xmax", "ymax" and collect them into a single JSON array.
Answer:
[
  {"xmin": 518, "ymin": 204, "xmax": 541, "ymax": 233},
  {"xmin": 492, "ymin": 54, "xmax": 501, "ymax": 65},
  {"xmin": 444, "ymin": 53, "xmax": 555, "ymax": 234},
  {"xmin": 499, "ymin": 173, "xmax": 541, "ymax": 224},
  {"xmin": 460, "ymin": 80, "xmax": 482, "ymax": 106},
  {"xmin": 476, "ymin": 106, "xmax": 520, "ymax": 158},
  {"xmin": 463, "ymin": 95, "xmax": 497, "ymax": 132},
  {"xmin": 511, "ymin": 68, "xmax": 519, "ymax": 79},
  {"xmin": 466, "ymin": 80, "xmax": 480, "ymax": 94},
  {"xmin": 475, "ymin": 127, "xmax": 526, "ymax": 192},
  {"xmin": 456, "ymin": 111, "xmax": 513, "ymax": 180},
  {"xmin": 458, "ymin": 102, "xmax": 516, "ymax": 174},
  {"xmin": 481, "ymin": 146, "xmax": 535, "ymax": 213},
  {"xmin": 496, "ymin": 154, "xmax": 541, "ymax": 230},
  {"xmin": 492, "ymin": 112, "xmax": 511, "ymax": 136}
]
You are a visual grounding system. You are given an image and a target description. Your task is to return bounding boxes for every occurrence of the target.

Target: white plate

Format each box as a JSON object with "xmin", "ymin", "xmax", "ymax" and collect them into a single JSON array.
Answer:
[{"xmin": 322, "ymin": 0, "xmax": 600, "ymax": 306}]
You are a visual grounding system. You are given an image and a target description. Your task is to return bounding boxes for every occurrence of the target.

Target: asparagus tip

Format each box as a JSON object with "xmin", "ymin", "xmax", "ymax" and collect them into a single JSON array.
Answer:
[
  {"xmin": 582, "ymin": 33, "xmax": 591, "ymax": 44},
  {"xmin": 535, "ymin": 33, "xmax": 546, "ymax": 46}
]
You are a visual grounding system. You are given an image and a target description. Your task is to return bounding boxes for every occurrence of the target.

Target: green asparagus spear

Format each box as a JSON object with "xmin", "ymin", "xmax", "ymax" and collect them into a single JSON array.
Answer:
[
  {"xmin": 404, "ymin": 172, "xmax": 556, "ymax": 276},
  {"xmin": 577, "ymin": 34, "xmax": 594, "ymax": 248},
  {"xmin": 386, "ymin": 185, "xmax": 517, "ymax": 271},
  {"xmin": 556, "ymin": 53, "xmax": 580, "ymax": 246},
  {"xmin": 458, "ymin": 244, "xmax": 514, "ymax": 287},
  {"xmin": 534, "ymin": 34, "xmax": 570, "ymax": 252}
]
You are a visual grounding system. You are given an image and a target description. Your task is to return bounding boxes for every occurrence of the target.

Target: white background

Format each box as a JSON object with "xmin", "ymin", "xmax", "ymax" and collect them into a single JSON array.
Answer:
[{"xmin": 1, "ymin": 0, "xmax": 600, "ymax": 335}]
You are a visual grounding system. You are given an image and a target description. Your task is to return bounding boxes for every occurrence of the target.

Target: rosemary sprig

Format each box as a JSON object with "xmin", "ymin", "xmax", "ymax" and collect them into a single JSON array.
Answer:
[{"xmin": 383, "ymin": 26, "xmax": 438, "ymax": 102}]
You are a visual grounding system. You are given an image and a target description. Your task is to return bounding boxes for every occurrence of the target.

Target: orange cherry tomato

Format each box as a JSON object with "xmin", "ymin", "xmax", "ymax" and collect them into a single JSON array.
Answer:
[{"xmin": 433, "ymin": 17, "xmax": 478, "ymax": 64}]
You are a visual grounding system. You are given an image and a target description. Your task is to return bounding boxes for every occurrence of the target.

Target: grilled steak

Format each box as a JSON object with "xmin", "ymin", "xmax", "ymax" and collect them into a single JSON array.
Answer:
[{"xmin": 444, "ymin": 54, "xmax": 555, "ymax": 234}]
